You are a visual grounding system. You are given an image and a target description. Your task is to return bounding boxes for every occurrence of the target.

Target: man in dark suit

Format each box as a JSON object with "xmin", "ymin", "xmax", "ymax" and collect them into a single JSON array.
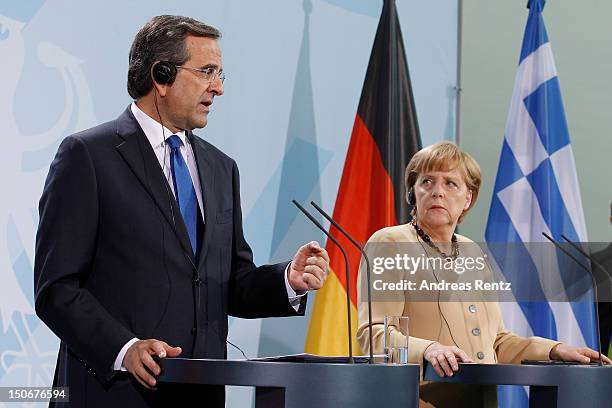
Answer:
[{"xmin": 34, "ymin": 15, "xmax": 329, "ymax": 407}]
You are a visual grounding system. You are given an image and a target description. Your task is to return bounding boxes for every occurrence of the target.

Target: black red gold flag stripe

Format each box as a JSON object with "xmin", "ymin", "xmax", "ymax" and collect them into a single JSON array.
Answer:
[{"xmin": 305, "ymin": 0, "xmax": 422, "ymax": 355}]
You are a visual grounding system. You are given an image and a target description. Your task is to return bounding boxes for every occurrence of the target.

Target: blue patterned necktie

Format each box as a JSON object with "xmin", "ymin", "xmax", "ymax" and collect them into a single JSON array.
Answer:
[{"xmin": 166, "ymin": 135, "xmax": 198, "ymax": 255}]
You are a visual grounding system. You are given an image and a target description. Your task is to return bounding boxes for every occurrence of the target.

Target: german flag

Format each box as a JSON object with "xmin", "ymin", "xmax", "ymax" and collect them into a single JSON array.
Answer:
[{"xmin": 304, "ymin": 0, "xmax": 422, "ymax": 356}]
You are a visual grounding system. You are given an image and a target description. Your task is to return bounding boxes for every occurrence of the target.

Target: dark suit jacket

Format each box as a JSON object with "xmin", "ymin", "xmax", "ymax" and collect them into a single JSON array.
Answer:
[{"xmin": 34, "ymin": 107, "xmax": 305, "ymax": 407}]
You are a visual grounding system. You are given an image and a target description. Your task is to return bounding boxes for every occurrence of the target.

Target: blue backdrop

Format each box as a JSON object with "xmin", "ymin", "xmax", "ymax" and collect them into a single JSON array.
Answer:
[{"xmin": 0, "ymin": 0, "xmax": 456, "ymax": 405}]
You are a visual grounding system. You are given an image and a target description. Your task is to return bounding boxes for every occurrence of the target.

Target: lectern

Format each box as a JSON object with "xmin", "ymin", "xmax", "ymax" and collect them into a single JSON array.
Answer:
[
  {"xmin": 157, "ymin": 358, "xmax": 419, "ymax": 408},
  {"xmin": 424, "ymin": 362, "xmax": 612, "ymax": 408}
]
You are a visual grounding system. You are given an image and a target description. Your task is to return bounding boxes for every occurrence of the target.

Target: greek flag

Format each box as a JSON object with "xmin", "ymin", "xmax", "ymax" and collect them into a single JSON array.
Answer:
[{"xmin": 485, "ymin": 0, "xmax": 597, "ymax": 406}]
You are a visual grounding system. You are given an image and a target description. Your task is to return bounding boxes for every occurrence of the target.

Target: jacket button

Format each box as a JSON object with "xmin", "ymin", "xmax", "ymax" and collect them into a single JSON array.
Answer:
[
  {"xmin": 468, "ymin": 304, "xmax": 477, "ymax": 313},
  {"xmin": 472, "ymin": 328, "xmax": 481, "ymax": 336},
  {"xmin": 477, "ymin": 352, "xmax": 485, "ymax": 360},
  {"xmin": 191, "ymin": 327, "xmax": 197, "ymax": 335},
  {"xmin": 193, "ymin": 278, "xmax": 202, "ymax": 287}
]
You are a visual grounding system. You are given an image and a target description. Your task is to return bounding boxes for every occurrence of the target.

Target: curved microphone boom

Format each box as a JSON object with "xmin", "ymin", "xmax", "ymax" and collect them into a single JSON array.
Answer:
[
  {"xmin": 542, "ymin": 232, "xmax": 603, "ymax": 366},
  {"xmin": 310, "ymin": 201, "xmax": 374, "ymax": 363},
  {"xmin": 560, "ymin": 234, "xmax": 612, "ymax": 293},
  {"xmin": 292, "ymin": 200, "xmax": 354, "ymax": 364}
]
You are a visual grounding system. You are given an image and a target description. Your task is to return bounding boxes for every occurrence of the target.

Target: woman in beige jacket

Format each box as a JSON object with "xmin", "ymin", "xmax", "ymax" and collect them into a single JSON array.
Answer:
[{"xmin": 356, "ymin": 141, "xmax": 609, "ymax": 406}]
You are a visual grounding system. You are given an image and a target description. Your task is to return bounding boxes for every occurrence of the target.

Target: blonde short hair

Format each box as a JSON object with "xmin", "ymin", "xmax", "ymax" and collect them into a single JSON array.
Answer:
[{"xmin": 405, "ymin": 141, "xmax": 482, "ymax": 224}]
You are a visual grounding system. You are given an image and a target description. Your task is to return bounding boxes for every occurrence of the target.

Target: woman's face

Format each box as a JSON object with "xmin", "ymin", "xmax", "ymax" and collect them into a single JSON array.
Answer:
[{"xmin": 414, "ymin": 168, "xmax": 472, "ymax": 231}]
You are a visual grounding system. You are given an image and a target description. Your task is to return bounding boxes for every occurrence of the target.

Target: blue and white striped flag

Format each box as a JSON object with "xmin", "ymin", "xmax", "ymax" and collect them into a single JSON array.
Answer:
[{"xmin": 485, "ymin": 0, "xmax": 597, "ymax": 406}]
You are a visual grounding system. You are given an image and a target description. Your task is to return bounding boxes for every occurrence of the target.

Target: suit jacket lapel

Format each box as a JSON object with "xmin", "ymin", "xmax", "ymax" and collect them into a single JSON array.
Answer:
[
  {"xmin": 189, "ymin": 132, "xmax": 216, "ymax": 269},
  {"xmin": 114, "ymin": 108, "xmax": 195, "ymax": 264}
]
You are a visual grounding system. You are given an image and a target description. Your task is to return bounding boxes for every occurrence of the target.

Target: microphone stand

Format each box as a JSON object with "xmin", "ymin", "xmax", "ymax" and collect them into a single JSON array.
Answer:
[
  {"xmin": 292, "ymin": 200, "xmax": 354, "ymax": 364},
  {"xmin": 310, "ymin": 201, "xmax": 374, "ymax": 364},
  {"xmin": 542, "ymin": 232, "xmax": 603, "ymax": 366},
  {"xmin": 560, "ymin": 234, "xmax": 612, "ymax": 361}
]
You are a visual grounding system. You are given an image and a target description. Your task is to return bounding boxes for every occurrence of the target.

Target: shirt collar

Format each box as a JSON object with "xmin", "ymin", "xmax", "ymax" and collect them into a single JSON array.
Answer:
[{"xmin": 130, "ymin": 102, "xmax": 188, "ymax": 148}]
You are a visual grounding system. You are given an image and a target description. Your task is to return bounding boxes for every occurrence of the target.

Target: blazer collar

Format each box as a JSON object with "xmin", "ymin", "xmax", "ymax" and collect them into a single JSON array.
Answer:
[
  {"xmin": 114, "ymin": 106, "xmax": 196, "ymax": 265},
  {"xmin": 188, "ymin": 131, "xmax": 216, "ymax": 269}
]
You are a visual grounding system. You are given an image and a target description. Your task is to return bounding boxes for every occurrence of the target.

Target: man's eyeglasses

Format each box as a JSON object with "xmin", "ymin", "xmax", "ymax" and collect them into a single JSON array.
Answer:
[{"xmin": 176, "ymin": 66, "xmax": 226, "ymax": 84}]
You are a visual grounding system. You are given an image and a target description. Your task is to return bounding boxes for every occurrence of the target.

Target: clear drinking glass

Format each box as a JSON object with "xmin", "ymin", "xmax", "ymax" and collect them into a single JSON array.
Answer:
[{"xmin": 384, "ymin": 316, "xmax": 409, "ymax": 364}]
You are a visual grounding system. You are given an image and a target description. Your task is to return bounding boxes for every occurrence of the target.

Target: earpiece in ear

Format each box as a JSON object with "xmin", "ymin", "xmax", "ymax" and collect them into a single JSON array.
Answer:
[
  {"xmin": 465, "ymin": 189, "xmax": 473, "ymax": 209},
  {"xmin": 407, "ymin": 188, "xmax": 416, "ymax": 206},
  {"xmin": 152, "ymin": 61, "xmax": 177, "ymax": 85}
]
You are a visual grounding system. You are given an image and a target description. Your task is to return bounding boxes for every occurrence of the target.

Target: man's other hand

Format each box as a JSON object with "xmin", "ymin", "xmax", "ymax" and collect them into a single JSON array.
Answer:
[
  {"xmin": 288, "ymin": 241, "xmax": 330, "ymax": 292},
  {"xmin": 123, "ymin": 339, "xmax": 182, "ymax": 389}
]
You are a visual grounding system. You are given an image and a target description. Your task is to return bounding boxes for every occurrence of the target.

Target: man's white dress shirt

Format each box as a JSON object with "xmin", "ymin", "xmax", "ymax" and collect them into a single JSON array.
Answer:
[{"xmin": 112, "ymin": 103, "xmax": 304, "ymax": 371}]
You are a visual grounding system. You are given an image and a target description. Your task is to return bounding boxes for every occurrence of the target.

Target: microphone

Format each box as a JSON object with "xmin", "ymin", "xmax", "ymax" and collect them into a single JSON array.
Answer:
[
  {"xmin": 542, "ymin": 232, "xmax": 603, "ymax": 366},
  {"xmin": 560, "ymin": 234, "xmax": 612, "ymax": 358},
  {"xmin": 292, "ymin": 200, "xmax": 354, "ymax": 364},
  {"xmin": 560, "ymin": 234, "xmax": 612, "ymax": 293},
  {"xmin": 309, "ymin": 201, "xmax": 374, "ymax": 364}
]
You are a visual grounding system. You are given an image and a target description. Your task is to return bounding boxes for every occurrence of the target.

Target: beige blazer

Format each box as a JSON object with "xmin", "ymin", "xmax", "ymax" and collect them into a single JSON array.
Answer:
[{"xmin": 357, "ymin": 224, "xmax": 560, "ymax": 373}]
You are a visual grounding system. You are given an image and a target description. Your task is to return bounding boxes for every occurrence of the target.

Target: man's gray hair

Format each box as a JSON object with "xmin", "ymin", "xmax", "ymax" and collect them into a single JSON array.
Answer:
[{"xmin": 127, "ymin": 15, "xmax": 220, "ymax": 99}]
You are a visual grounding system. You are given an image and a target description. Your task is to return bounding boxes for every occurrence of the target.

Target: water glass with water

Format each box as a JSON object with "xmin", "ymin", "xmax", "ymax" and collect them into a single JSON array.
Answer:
[{"xmin": 384, "ymin": 315, "xmax": 409, "ymax": 364}]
